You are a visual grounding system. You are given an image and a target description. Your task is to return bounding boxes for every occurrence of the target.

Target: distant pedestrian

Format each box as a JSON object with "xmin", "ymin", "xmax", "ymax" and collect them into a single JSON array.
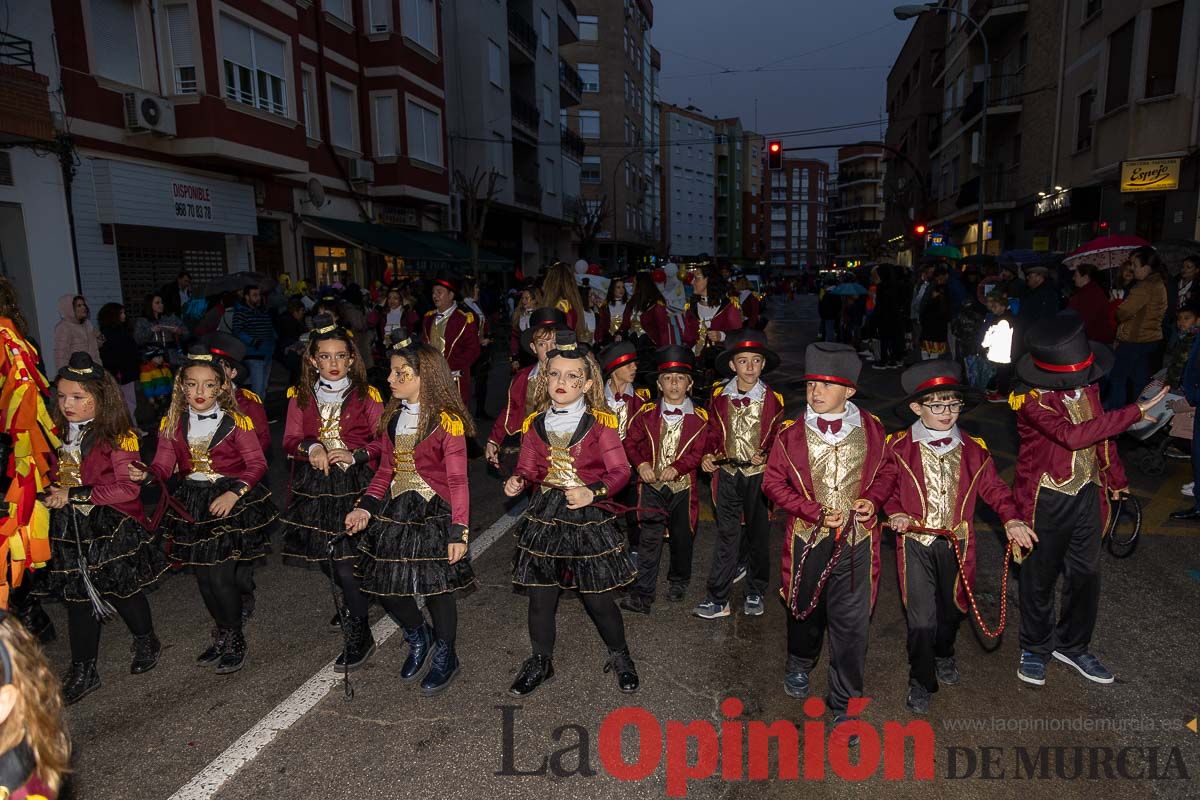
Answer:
[
  {"xmin": 159, "ymin": 270, "xmax": 192, "ymax": 316},
  {"xmin": 1066, "ymin": 264, "xmax": 1114, "ymax": 344},
  {"xmin": 52, "ymin": 294, "xmax": 100, "ymax": 372},
  {"xmin": 1106, "ymin": 247, "xmax": 1168, "ymax": 408},
  {"xmin": 231, "ymin": 285, "xmax": 277, "ymax": 401},
  {"xmin": 97, "ymin": 302, "xmax": 141, "ymax": 424}
]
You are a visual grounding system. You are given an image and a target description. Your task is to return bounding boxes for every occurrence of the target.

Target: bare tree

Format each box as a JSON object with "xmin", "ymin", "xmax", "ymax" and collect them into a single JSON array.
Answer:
[
  {"xmin": 454, "ymin": 167, "xmax": 504, "ymax": 273},
  {"xmin": 567, "ymin": 195, "xmax": 610, "ymax": 260}
]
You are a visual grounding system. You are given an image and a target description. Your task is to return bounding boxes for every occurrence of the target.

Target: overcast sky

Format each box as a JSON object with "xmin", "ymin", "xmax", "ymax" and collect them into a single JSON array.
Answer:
[{"xmin": 651, "ymin": 0, "xmax": 912, "ymax": 169}]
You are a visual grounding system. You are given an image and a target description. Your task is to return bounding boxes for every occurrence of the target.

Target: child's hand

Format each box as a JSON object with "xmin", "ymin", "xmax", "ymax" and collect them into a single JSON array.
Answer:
[
  {"xmin": 1137, "ymin": 384, "xmax": 1170, "ymax": 420},
  {"xmin": 750, "ymin": 452, "xmax": 766, "ymax": 466},
  {"xmin": 448, "ymin": 542, "xmax": 468, "ymax": 564},
  {"xmin": 128, "ymin": 463, "xmax": 148, "ymax": 482},
  {"xmin": 1004, "ymin": 520, "xmax": 1038, "ymax": 549},
  {"xmin": 637, "ymin": 463, "xmax": 657, "ymax": 483},
  {"xmin": 309, "ymin": 445, "xmax": 330, "ymax": 474},
  {"xmin": 564, "ymin": 486, "xmax": 595, "ymax": 509},
  {"xmin": 659, "ymin": 466, "xmax": 679, "ymax": 483},
  {"xmin": 504, "ymin": 476, "xmax": 526, "ymax": 497},
  {"xmin": 821, "ymin": 509, "xmax": 846, "ymax": 529},
  {"xmin": 852, "ymin": 499, "xmax": 875, "ymax": 524},
  {"xmin": 888, "ymin": 513, "xmax": 913, "ymax": 533},
  {"xmin": 345, "ymin": 508, "xmax": 370, "ymax": 534},
  {"xmin": 209, "ymin": 491, "xmax": 239, "ymax": 518},
  {"xmin": 701, "ymin": 454, "xmax": 718, "ymax": 473}
]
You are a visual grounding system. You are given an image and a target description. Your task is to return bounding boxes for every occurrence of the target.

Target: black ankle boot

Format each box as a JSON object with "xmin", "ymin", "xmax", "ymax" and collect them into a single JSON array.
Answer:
[
  {"xmin": 130, "ymin": 632, "xmax": 161, "ymax": 674},
  {"xmin": 62, "ymin": 660, "xmax": 101, "ymax": 705},
  {"xmin": 216, "ymin": 627, "xmax": 247, "ymax": 674},
  {"xmin": 196, "ymin": 628, "xmax": 227, "ymax": 667},
  {"xmin": 509, "ymin": 654, "xmax": 555, "ymax": 697},
  {"xmin": 16, "ymin": 597, "xmax": 56, "ymax": 644},
  {"xmin": 400, "ymin": 623, "xmax": 432, "ymax": 682},
  {"xmin": 605, "ymin": 647, "xmax": 639, "ymax": 693},
  {"xmin": 420, "ymin": 640, "xmax": 460, "ymax": 695},
  {"xmin": 334, "ymin": 616, "xmax": 376, "ymax": 674}
]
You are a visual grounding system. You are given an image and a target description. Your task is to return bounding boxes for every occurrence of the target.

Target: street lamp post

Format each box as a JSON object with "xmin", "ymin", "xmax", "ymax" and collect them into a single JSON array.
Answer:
[{"xmin": 894, "ymin": 3, "xmax": 990, "ymax": 257}]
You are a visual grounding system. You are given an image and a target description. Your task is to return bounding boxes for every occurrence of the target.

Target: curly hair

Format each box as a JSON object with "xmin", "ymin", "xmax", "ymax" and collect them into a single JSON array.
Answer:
[
  {"xmin": 0, "ymin": 616, "xmax": 71, "ymax": 791},
  {"xmin": 50, "ymin": 370, "xmax": 134, "ymax": 449},
  {"xmin": 295, "ymin": 328, "xmax": 370, "ymax": 409},
  {"xmin": 161, "ymin": 362, "xmax": 238, "ymax": 438},
  {"xmin": 529, "ymin": 351, "xmax": 612, "ymax": 415},
  {"xmin": 540, "ymin": 263, "xmax": 587, "ymax": 338},
  {"xmin": 0, "ymin": 277, "xmax": 30, "ymax": 337},
  {"xmin": 511, "ymin": 285, "xmax": 543, "ymax": 331},
  {"xmin": 378, "ymin": 344, "xmax": 476, "ymax": 439}
]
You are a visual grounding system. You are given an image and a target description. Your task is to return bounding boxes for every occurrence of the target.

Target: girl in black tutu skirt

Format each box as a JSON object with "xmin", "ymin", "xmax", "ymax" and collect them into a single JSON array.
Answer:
[
  {"xmin": 345, "ymin": 330, "xmax": 474, "ymax": 695},
  {"xmin": 278, "ymin": 316, "xmax": 382, "ymax": 665},
  {"xmin": 41, "ymin": 352, "xmax": 167, "ymax": 704},
  {"xmin": 503, "ymin": 331, "xmax": 640, "ymax": 696},
  {"xmin": 130, "ymin": 346, "xmax": 276, "ymax": 675}
]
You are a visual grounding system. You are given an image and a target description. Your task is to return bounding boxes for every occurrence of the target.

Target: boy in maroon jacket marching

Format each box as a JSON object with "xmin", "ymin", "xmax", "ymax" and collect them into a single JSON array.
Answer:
[
  {"xmin": 693, "ymin": 329, "xmax": 785, "ymax": 619},
  {"xmin": 1010, "ymin": 316, "xmax": 1165, "ymax": 686},
  {"xmin": 421, "ymin": 277, "xmax": 481, "ymax": 411},
  {"xmin": 885, "ymin": 360, "xmax": 1036, "ymax": 714},
  {"xmin": 620, "ymin": 346, "xmax": 710, "ymax": 614}
]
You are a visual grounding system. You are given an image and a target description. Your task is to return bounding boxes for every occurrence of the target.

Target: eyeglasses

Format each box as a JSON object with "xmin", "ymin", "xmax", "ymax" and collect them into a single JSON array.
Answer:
[
  {"xmin": 316, "ymin": 353, "xmax": 352, "ymax": 362},
  {"xmin": 921, "ymin": 402, "xmax": 964, "ymax": 414}
]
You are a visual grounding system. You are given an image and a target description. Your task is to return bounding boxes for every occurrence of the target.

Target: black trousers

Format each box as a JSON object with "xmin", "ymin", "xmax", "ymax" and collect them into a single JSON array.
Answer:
[
  {"xmin": 785, "ymin": 533, "xmax": 871, "ymax": 715},
  {"xmin": 631, "ymin": 484, "xmax": 694, "ymax": 601},
  {"xmin": 195, "ymin": 561, "xmax": 243, "ymax": 629},
  {"xmin": 67, "ymin": 592, "xmax": 154, "ymax": 663},
  {"xmin": 1019, "ymin": 484, "xmax": 1102, "ymax": 657},
  {"xmin": 902, "ymin": 537, "xmax": 964, "ymax": 693},
  {"xmin": 617, "ymin": 484, "xmax": 641, "ymax": 551},
  {"xmin": 707, "ymin": 470, "xmax": 770, "ymax": 602},
  {"xmin": 382, "ymin": 593, "xmax": 459, "ymax": 644},
  {"xmin": 527, "ymin": 586, "xmax": 626, "ymax": 657}
]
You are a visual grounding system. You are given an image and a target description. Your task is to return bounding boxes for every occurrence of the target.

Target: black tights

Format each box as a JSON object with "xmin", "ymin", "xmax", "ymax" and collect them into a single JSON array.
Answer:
[
  {"xmin": 67, "ymin": 592, "xmax": 154, "ymax": 662},
  {"xmin": 380, "ymin": 594, "xmax": 458, "ymax": 644},
  {"xmin": 332, "ymin": 560, "xmax": 371, "ymax": 619},
  {"xmin": 195, "ymin": 560, "xmax": 242, "ymax": 629},
  {"xmin": 527, "ymin": 587, "xmax": 626, "ymax": 656}
]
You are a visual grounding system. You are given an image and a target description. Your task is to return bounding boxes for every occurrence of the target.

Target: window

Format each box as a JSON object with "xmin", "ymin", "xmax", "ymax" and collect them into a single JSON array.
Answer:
[
  {"xmin": 1104, "ymin": 19, "xmax": 1134, "ymax": 113},
  {"xmin": 328, "ymin": 82, "xmax": 357, "ymax": 150},
  {"xmin": 943, "ymin": 83, "xmax": 954, "ymax": 122},
  {"xmin": 540, "ymin": 10, "xmax": 552, "ymax": 49},
  {"xmin": 221, "ymin": 14, "xmax": 288, "ymax": 116},
  {"xmin": 771, "ymin": 207, "xmax": 786, "ymax": 221},
  {"xmin": 324, "ymin": 0, "xmax": 351, "ymax": 24},
  {"xmin": 579, "ymin": 110, "xmax": 600, "ymax": 139},
  {"xmin": 1145, "ymin": 1, "xmax": 1183, "ymax": 98},
  {"xmin": 544, "ymin": 158, "xmax": 556, "ymax": 194},
  {"xmin": 579, "ymin": 15, "xmax": 598, "ymax": 41},
  {"xmin": 542, "ymin": 85, "xmax": 554, "ymax": 124},
  {"xmin": 405, "ymin": 98, "xmax": 442, "ymax": 166},
  {"xmin": 578, "ymin": 63, "xmax": 599, "ymax": 92},
  {"xmin": 92, "ymin": 0, "xmax": 143, "ymax": 86},
  {"xmin": 488, "ymin": 40, "xmax": 503, "ymax": 87},
  {"xmin": 402, "ymin": 0, "xmax": 438, "ymax": 54},
  {"xmin": 1075, "ymin": 89, "xmax": 1094, "ymax": 150},
  {"xmin": 301, "ymin": 67, "xmax": 320, "ymax": 138},
  {"xmin": 368, "ymin": 0, "xmax": 391, "ymax": 32},
  {"xmin": 163, "ymin": 4, "xmax": 196, "ymax": 94},
  {"xmin": 373, "ymin": 94, "xmax": 398, "ymax": 157},
  {"xmin": 581, "ymin": 156, "xmax": 601, "ymax": 183}
]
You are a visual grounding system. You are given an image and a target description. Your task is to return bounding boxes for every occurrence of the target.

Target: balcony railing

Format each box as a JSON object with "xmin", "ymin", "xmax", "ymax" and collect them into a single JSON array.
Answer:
[
  {"xmin": 511, "ymin": 94, "xmax": 539, "ymax": 134},
  {"xmin": 559, "ymin": 59, "xmax": 582, "ymax": 101},
  {"xmin": 990, "ymin": 71, "xmax": 1025, "ymax": 106},
  {"xmin": 560, "ymin": 125, "xmax": 585, "ymax": 161},
  {"xmin": 508, "ymin": 10, "xmax": 537, "ymax": 58},
  {"xmin": 0, "ymin": 32, "xmax": 35, "ymax": 70}
]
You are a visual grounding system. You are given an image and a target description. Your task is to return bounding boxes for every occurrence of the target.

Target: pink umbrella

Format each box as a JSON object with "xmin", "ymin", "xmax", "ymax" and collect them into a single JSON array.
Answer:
[{"xmin": 1063, "ymin": 234, "xmax": 1150, "ymax": 270}]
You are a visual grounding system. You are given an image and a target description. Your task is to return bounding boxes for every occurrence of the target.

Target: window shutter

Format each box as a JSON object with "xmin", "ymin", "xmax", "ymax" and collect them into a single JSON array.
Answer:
[{"xmin": 165, "ymin": 5, "xmax": 194, "ymax": 69}]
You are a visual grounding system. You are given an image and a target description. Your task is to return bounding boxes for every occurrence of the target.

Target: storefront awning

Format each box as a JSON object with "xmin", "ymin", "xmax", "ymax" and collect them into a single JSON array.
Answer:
[{"xmin": 302, "ymin": 216, "xmax": 512, "ymax": 272}]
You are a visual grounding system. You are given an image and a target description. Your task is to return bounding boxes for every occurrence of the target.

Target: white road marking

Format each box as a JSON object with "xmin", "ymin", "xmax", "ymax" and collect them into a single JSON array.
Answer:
[{"xmin": 167, "ymin": 500, "xmax": 527, "ymax": 800}]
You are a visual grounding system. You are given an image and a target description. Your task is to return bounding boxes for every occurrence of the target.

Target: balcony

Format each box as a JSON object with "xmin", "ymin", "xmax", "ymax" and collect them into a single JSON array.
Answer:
[
  {"xmin": 508, "ymin": 10, "xmax": 537, "ymax": 63},
  {"xmin": 838, "ymin": 170, "xmax": 883, "ymax": 186},
  {"xmin": 560, "ymin": 125, "xmax": 585, "ymax": 162},
  {"xmin": 971, "ymin": 0, "xmax": 1028, "ymax": 36},
  {"xmin": 558, "ymin": 0, "xmax": 580, "ymax": 45},
  {"xmin": 559, "ymin": 59, "xmax": 582, "ymax": 107},
  {"xmin": 0, "ymin": 33, "xmax": 54, "ymax": 142},
  {"xmin": 514, "ymin": 174, "xmax": 542, "ymax": 209},
  {"xmin": 989, "ymin": 71, "xmax": 1025, "ymax": 110},
  {"xmin": 511, "ymin": 93, "xmax": 539, "ymax": 139}
]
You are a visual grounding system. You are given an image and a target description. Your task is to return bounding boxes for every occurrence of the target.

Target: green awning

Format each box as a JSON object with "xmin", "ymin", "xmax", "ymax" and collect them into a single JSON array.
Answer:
[{"xmin": 303, "ymin": 216, "xmax": 512, "ymax": 272}]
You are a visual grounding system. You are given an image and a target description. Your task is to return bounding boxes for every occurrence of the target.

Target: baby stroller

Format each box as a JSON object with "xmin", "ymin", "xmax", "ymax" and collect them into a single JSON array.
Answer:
[{"xmin": 1124, "ymin": 374, "xmax": 1181, "ymax": 477}]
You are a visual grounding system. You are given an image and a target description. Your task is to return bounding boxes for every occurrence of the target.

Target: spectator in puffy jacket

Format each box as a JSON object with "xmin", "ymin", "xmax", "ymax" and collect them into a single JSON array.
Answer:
[
  {"xmin": 52, "ymin": 294, "xmax": 100, "ymax": 372},
  {"xmin": 1106, "ymin": 247, "xmax": 1168, "ymax": 409}
]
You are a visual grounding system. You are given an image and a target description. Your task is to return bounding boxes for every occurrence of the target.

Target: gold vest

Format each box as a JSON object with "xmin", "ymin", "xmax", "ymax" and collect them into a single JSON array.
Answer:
[
  {"xmin": 389, "ymin": 431, "xmax": 435, "ymax": 500},
  {"xmin": 524, "ymin": 373, "xmax": 540, "ymax": 419},
  {"xmin": 317, "ymin": 400, "xmax": 351, "ymax": 471},
  {"xmin": 544, "ymin": 429, "xmax": 583, "ymax": 490},
  {"xmin": 909, "ymin": 443, "xmax": 964, "ymax": 547},
  {"xmin": 57, "ymin": 447, "xmax": 94, "ymax": 516},
  {"xmin": 652, "ymin": 416, "xmax": 692, "ymax": 493},
  {"xmin": 628, "ymin": 310, "xmax": 644, "ymax": 335},
  {"xmin": 1039, "ymin": 393, "xmax": 1099, "ymax": 496},
  {"xmin": 798, "ymin": 424, "xmax": 869, "ymax": 545},
  {"xmin": 187, "ymin": 435, "xmax": 220, "ymax": 481},
  {"xmin": 430, "ymin": 312, "xmax": 449, "ymax": 353},
  {"xmin": 723, "ymin": 399, "xmax": 765, "ymax": 476}
]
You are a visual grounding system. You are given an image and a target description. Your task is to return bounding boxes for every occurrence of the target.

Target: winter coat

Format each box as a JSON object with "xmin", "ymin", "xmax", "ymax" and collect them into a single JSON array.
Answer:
[
  {"xmin": 52, "ymin": 294, "xmax": 100, "ymax": 371},
  {"xmin": 1115, "ymin": 272, "xmax": 1167, "ymax": 344}
]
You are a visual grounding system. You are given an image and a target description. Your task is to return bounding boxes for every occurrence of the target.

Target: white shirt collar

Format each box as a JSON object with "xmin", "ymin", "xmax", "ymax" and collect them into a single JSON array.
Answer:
[
  {"xmin": 530, "ymin": 362, "xmax": 541, "ymax": 380},
  {"xmin": 661, "ymin": 398, "xmax": 693, "ymax": 426},
  {"xmin": 724, "ymin": 378, "xmax": 766, "ymax": 402},
  {"xmin": 188, "ymin": 405, "xmax": 223, "ymax": 437},
  {"xmin": 803, "ymin": 402, "xmax": 862, "ymax": 444},
  {"xmin": 545, "ymin": 396, "xmax": 586, "ymax": 433},
  {"xmin": 315, "ymin": 375, "xmax": 351, "ymax": 403},
  {"xmin": 911, "ymin": 419, "xmax": 962, "ymax": 451},
  {"xmin": 434, "ymin": 304, "xmax": 455, "ymax": 322},
  {"xmin": 396, "ymin": 400, "xmax": 420, "ymax": 433},
  {"xmin": 67, "ymin": 419, "xmax": 91, "ymax": 444},
  {"xmin": 605, "ymin": 383, "xmax": 631, "ymax": 406}
]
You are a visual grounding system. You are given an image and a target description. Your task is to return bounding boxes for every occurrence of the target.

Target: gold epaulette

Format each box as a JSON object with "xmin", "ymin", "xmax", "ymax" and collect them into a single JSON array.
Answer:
[
  {"xmin": 772, "ymin": 390, "xmax": 784, "ymax": 406},
  {"xmin": 440, "ymin": 411, "xmax": 464, "ymax": 437},
  {"xmin": 629, "ymin": 403, "xmax": 654, "ymax": 421},
  {"xmin": 116, "ymin": 431, "xmax": 140, "ymax": 452},
  {"xmin": 239, "ymin": 388, "xmax": 263, "ymax": 405},
  {"xmin": 520, "ymin": 411, "xmax": 539, "ymax": 433},
  {"xmin": 684, "ymin": 301, "xmax": 692, "ymax": 312},
  {"xmin": 635, "ymin": 387, "xmax": 651, "ymax": 401},
  {"xmin": 464, "ymin": 311, "xmax": 475, "ymax": 324},
  {"xmin": 887, "ymin": 429, "xmax": 909, "ymax": 445},
  {"xmin": 424, "ymin": 309, "xmax": 435, "ymax": 317},
  {"xmin": 656, "ymin": 299, "xmax": 666, "ymax": 306},
  {"xmin": 1008, "ymin": 389, "xmax": 1038, "ymax": 411},
  {"xmin": 711, "ymin": 381, "xmax": 724, "ymax": 397},
  {"xmin": 778, "ymin": 418, "xmax": 796, "ymax": 433},
  {"xmin": 286, "ymin": 385, "xmax": 299, "ymax": 399},
  {"xmin": 970, "ymin": 435, "xmax": 988, "ymax": 451},
  {"xmin": 695, "ymin": 407, "xmax": 708, "ymax": 422},
  {"xmin": 593, "ymin": 408, "xmax": 618, "ymax": 429},
  {"xmin": 556, "ymin": 299, "xmax": 570, "ymax": 313},
  {"xmin": 233, "ymin": 412, "xmax": 253, "ymax": 431},
  {"xmin": 159, "ymin": 416, "xmax": 171, "ymax": 432},
  {"xmin": 367, "ymin": 386, "xmax": 382, "ymax": 403},
  {"xmin": 731, "ymin": 296, "xmax": 741, "ymax": 309}
]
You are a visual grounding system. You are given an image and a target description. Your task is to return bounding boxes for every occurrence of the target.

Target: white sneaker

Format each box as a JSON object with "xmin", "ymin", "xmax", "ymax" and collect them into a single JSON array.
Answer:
[{"xmin": 1182, "ymin": 482, "xmax": 1194, "ymax": 497}]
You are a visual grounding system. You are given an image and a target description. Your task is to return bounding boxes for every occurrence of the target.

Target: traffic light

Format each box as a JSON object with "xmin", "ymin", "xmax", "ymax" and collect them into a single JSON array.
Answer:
[
  {"xmin": 767, "ymin": 141, "xmax": 783, "ymax": 170},
  {"xmin": 913, "ymin": 223, "xmax": 927, "ymax": 237}
]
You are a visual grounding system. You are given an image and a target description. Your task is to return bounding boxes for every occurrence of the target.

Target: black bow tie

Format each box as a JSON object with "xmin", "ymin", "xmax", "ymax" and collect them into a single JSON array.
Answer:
[
  {"xmin": 550, "ymin": 408, "xmax": 571, "ymax": 415},
  {"xmin": 195, "ymin": 413, "xmax": 218, "ymax": 421},
  {"xmin": 319, "ymin": 381, "xmax": 341, "ymax": 390},
  {"xmin": 929, "ymin": 437, "xmax": 953, "ymax": 448},
  {"xmin": 400, "ymin": 402, "xmax": 415, "ymax": 412},
  {"xmin": 664, "ymin": 408, "xmax": 683, "ymax": 416}
]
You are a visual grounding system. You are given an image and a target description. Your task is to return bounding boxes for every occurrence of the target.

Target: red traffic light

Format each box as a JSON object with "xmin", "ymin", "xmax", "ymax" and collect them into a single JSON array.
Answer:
[
  {"xmin": 767, "ymin": 140, "xmax": 783, "ymax": 170},
  {"xmin": 914, "ymin": 223, "xmax": 927, "ymax": 236},
  {"xmin": 769, "ymin": 141, "xmax": 781, "ymax": 153}
]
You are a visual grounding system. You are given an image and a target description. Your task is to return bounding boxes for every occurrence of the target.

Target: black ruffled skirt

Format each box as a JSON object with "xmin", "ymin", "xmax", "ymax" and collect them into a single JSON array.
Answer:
[
  {"xmin": 511, "ymin": 489, "xmax": 636, "ymax": 593},
  {"xmin": 356, "ymin": 491, "xmax": 475, "ymax": 597},
  {"xmin": 40, "ymin": 505, "xmax": 168, "ymax": 602},
  {"xmin": 280, "ymin": 460, "xmax": 372, "ymax": 564},
  {"xmin": 162, "ymin": 478, "xmax": 276, "ymax": 566}
]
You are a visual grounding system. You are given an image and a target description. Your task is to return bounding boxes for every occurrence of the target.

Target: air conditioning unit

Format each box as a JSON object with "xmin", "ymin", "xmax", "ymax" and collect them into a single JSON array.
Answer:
[
  {"xmin": 347, "ymin": 158, "xmax": 375, "ymax": 183},
  {"xmin": 124, "ymin": 91, "xmax": 177, "ymax": 136}
]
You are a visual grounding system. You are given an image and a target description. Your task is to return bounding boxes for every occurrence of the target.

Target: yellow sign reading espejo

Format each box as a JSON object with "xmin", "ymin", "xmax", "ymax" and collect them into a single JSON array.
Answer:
[{"xmin": 1120, "ymin": 158, "xmax": 1181, "ymax": 193}]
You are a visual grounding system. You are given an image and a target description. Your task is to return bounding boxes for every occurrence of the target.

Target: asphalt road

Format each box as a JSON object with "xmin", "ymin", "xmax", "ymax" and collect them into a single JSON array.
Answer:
[{"xmin": 44, "ymin": 296, "xmax": 1200, "ymax": 799}]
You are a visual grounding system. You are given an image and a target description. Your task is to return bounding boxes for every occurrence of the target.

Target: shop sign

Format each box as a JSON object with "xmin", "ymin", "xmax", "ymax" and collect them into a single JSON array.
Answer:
[
  {"xmin": 1032, "ymin": 236, "xmax": 1050, "ymax": 252},
  {"xmin": 1034, "ymin": 190, "xmax": 1070, "ymax": 218},
  {"xmin": 1120, "ymin": 159, "xmax": 1180, "ymax": 193},
  {"xmin": 171, "ymin": 180, "xmax": 214, "ymax": 222},
  {"xmin": 927, "ymin": 231, "xmax": 946, "ymax": 246}
]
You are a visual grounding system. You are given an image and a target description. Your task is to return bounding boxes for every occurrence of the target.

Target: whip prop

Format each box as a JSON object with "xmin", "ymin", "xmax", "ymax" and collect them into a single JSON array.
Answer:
[
  {"xmin": 70, "ymin": 507, "xmax": 116, "ymax": 622},
  {"xmin": 327, "ymin": 532, "xmax": 354, "ymax": 701},
  {"xmin": 133, "ymin": 461, "xmax": 197, "ymax": 531}
]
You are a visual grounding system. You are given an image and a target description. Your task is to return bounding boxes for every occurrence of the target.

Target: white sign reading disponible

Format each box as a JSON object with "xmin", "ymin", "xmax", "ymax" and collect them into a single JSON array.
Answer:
[{"xmin": 172, "ymin": 180, "xmax": 214, "ymax": 222}]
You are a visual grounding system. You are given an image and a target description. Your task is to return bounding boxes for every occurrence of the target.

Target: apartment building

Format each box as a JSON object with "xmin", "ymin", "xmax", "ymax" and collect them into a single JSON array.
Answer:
[
  {"xmin": 659, "ymin": 102, "xmax": 715, "ymax": 258},
  {"xmin": 741, "ymin": 132, "xmax": 764, "ymax": 262},
  {"xmin": 714, "ymin": 117, "xmax": 744, "ymax": 260},
  {"xmin": 831, "ymin": 144, "xmax": 882, "ymax": 266},
  {"xmin": 763, "ymin": 157, "xmax": 828, "ymax": 273}
]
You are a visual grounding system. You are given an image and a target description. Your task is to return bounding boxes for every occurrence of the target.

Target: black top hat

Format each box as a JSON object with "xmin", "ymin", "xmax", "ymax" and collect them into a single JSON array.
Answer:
[
  {"xmin": 386, "ymin": 326, "xmax": 415, "ymax": 352},
  {"xmin": 652, "ymin": 345, "xmax": 695, "ymax": 378},
  {"xmin": 520, "ymin": 307, "xmax": 570, "ymax": 352},
  {"xmin": 717, "ymin": 329, "xmax": 780, "ymax": 377},
  {"xmin": 201, "ymin": 332, "xmax": 248, "ymax": 382},
  {"xmin": 801, "ymin": 342, "xmax": 861, "ymax": 388},
  {"xmin": 309, "ymin": 313, "xmax": 348, "ymax": 341},
  {"xmin": 1016, "ymin": 312, "xmax": 1113, "ymax": 390},
  {"xmin": 547, "ymin": 330, "xmax": 590, "ymax": 360},
  {"xmin": 598, "ymin": 340, "xmax": 638, "ymax": 375},
  {"xmin": 431, "ymin": 276, "xmax": 460, "ymax": 296},
  {"xmin": 57, "ymin": 351, "xmax": 106, "ymax": 383},
  {"xmin": 898, "ymin": 359, "xmax": 979, "ymax": 416}
]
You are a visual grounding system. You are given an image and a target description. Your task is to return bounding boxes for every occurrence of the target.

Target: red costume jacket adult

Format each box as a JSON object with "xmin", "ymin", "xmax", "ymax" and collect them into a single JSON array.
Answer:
[
  {"xmin": 883, "ymin": 428, "xmax": 1021, "ymax": 613},
  {"xmin": 62, "ymin": 429, "xmax": 146, "ymax": 522},
  {"xmin": 236, "ymin": 388, "xmax": 270, "ymax": 453},
  {"xmin": 762, "ymin": 410, "xmax": 895, "ymax": 610},
  {"xmin": 356, "ymin": 410, "xmax": 470, "ymax": 534},
  {"xmin": 1012, "ymin": 385, "xmax": 1138, "ymax": 530},
  {"xmin": 1066, "ymin": 281, "xmax": 1115, "ymax": 344},
  {"xmin": 586, "ymin": 305, "xmax": 611, "ymax": 347},
  {"xmin": 682, "ymin": 297, "xmax": 742, "ymax": 348},
  {"xmin": 516, "ymin": 408, "xmax": 630, "ymax": 498},
  {"xmin": 282, "ymin": 385, "xmax": 384, "ymax": 465},
  {"xmin": 623, "ymin": 402, "xmax": 710, "ymax": 529},
  {"xmin": 489, "ymin": 364, "xmax": 538, "ymax": 448},
  {"xmin": 150, "ymin": 412, "xmax": 267, "ymax": 492},
  {"xmin": 421, "ymin": 304, "xmax": 481, "ymax": 406},
  {"xmin": 741, "ymin": 292, "xmax": 765, "ymax": 329},
  {"xmin": 621, "ymin": 301, "xmax": 673, "ymax": 347}
]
